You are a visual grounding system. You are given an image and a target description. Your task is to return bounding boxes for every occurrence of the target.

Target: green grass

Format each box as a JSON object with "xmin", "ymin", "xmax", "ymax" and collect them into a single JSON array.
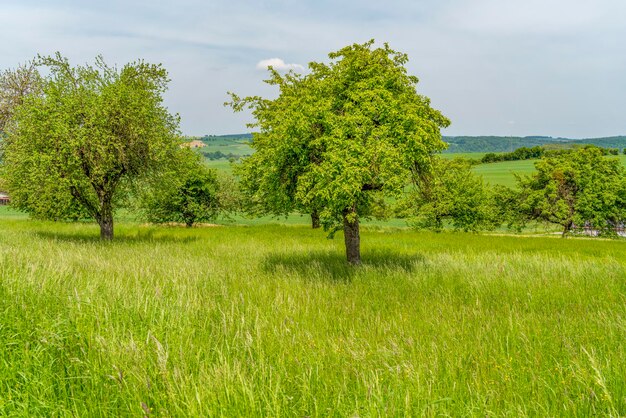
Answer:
[
  {"xmin": 1, "ymin": 217, "xmax": 626, "ymax": 416},
  {"xmin": 201, "ymin": 138, "xmax": 253, "ymax": 156},
  {"xmin": 201, "ymin": 148, "xmax": 625, "ymax": 188},
  {"xmin": 204, "ymin": 159, "xmax": 235, "ymax": 173},
  {"xmin": 470, "ymin": 155, "xmax": 626, "ymax": 187},
  {"xmin": 472, "ymin": 159, "xmax": 538, "ymax": 187},
  {"xmin": 439, "ymin": 152, "xmax": 488, "ymax": 161}
]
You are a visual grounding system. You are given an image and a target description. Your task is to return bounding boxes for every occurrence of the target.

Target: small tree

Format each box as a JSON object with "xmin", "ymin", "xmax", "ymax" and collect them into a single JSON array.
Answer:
[
  {"xmin": 409, "ymin": 158, "xmax": 496, "ymax": 232},
  {"xmin": 139, "ymin": 149, "xmax": 220, "ymax": 227},
  {"xmin": 1, "ymin": 54, "xmax": 180, "ymax": 239},
  {"xmin": 230, "ymin": 41, "xmax": 450, "ymax": 264},
  {"xmin": 515, "ymin": 147, "xmax": 626, "ymax": 236}
]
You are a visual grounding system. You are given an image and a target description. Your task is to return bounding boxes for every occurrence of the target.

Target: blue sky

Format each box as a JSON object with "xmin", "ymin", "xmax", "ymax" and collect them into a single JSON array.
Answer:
[{"xmin": 1, "ymin": 0, "xmax": 625, "ymax": 138}]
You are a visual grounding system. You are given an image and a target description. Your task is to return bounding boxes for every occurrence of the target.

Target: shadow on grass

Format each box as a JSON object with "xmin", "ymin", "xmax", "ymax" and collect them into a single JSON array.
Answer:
[
  {"xmin": 262, "ymin": 250, "xmax": 424, "ymax": 282},
  {"xmin": 33, "ymin": 230, "xmax": 198, "ymax": 245}
]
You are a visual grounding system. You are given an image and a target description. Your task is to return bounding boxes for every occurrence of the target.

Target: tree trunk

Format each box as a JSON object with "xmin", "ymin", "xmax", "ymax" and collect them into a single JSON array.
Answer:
[
  {"xmin": 98, "ymin": 193, "xmax": 114, "ymax": 240},
  {"xmin": 311, "ymin": 210, "xmax": 321, "ymax": 229},
  {"xmin": 561, "ymin": 220, "xmax": 573, "ymax": 238},
  {"xmin": 99, "ymin": 212, "xmax": 114, "ymax": 240},
  {"xmin": 343, "ymin": 208, "xmax": 361, "ymax": 265}
]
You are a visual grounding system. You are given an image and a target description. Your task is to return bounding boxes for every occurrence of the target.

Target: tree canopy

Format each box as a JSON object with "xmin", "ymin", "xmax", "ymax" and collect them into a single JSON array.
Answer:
[
  {"xmin": 1, "ymin": 54, "xmax": 180, "ymax": 239},
  {"xmin": 513, "ymin": 147, "xmax": 626, "ymax": 236},
  {"xmin": 230, "ymin": 40, "xmax": 450, "ymax": 264}
]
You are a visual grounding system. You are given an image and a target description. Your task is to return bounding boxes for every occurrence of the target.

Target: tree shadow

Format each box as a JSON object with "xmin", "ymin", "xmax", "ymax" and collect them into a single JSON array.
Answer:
[
  {"xmin": 262, "ymin": 250, "xmax": 425, "ymax": 282},
  {"xmin": 32, "ymin": 230, "xmax": 198, "ymax": 245}
]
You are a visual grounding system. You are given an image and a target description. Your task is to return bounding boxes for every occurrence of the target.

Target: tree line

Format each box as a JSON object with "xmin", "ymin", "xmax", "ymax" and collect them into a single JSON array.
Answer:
[
  {"xmin": 444, "ymin": 135, "xmax": 626, "ymax": 153},
  {"xmin": 1, "ymin": 42, "xmax": 625, "ymax": 265},
  {"xmin": 481, "ymin": 146, "xmax": 623, "ymax": 164}
]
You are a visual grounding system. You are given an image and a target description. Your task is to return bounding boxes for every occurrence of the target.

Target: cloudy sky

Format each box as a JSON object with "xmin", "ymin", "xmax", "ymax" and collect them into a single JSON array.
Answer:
[{"xmin": 1, "ymin": 0, "xmax": 624, "ymax": 138}]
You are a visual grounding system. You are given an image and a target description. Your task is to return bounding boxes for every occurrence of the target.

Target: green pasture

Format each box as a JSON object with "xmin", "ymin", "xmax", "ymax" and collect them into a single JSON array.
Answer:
[
  {"xmin": 204, "ymin": 159, "xmax": 234, "ymax": 173},
  {"xmin": 200, "ymin": 138, "xmax": 253, "ymax": 156},
  {"xmin": 472, "ymin": 159, "xmax": 537, "ymax": 187},
  {"xmin": 200, "ymin": 150, "xmax": 626, "ymax": 191},
  {"xmin": 439, "ymin": 152, "xmax": 486, "ymax": 161},
  {"xmin": 464, "ymin": 154, "xmax": 626, "ymax": 187},
  {"xmin": 1, "ymin": 216, "xmax": 625, "ymax": 416}
]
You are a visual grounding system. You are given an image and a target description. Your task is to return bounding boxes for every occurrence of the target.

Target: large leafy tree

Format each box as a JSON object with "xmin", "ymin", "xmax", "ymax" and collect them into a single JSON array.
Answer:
[
  {"xmin": 1, "ymin": 54, "xmax": 180, "ymax": 239},
  {"xmin": 231, "ymin": 41, "xmax": 450, "ymax": 264},
  {"xmin": 514, "ymin": 147, "xmax": 626, "ymax": 237}
]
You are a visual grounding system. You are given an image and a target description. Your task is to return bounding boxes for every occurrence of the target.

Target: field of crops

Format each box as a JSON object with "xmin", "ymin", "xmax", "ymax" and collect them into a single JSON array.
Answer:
[{"xmin": 1, "ymin": 215, "xmax": 625, "ymax": 416}]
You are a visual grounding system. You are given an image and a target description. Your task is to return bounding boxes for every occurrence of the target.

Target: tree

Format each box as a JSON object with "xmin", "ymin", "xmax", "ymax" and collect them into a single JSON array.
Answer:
[
  {"xmin": 1, "ymin": 53, "xmax": 180, "ymax": 239},
  {"xmin": 409, "ymin": 158, "xmax": 496, "ymax": 232},
  {"xmin": 514, "ymin": 147, "xmax": 626, "ymax": 237},
  {"xmin": 230, "ymin": 41, "xmax": 450, "ymax": 264},
  {"xmin": 0, "ymin": 62, "xmax": 42, "ymax": 133},
  {"xmin": 138, "ymin": 149, "xmax": 220, "ymax": 227}
]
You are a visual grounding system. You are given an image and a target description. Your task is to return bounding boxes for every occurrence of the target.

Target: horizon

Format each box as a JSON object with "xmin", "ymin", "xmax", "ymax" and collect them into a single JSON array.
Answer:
[{"xmin": 189, "ymin": 132, "xmax": 626, "ymax": 140}]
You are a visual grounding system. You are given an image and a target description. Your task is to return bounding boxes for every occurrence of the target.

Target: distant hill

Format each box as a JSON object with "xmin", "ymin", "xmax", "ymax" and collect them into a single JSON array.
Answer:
[
  {"xmin": 443, "ymin": 136, "xmax": 626, "ymax": 153},
  {"xmin": 187, "ymin": 133, "xmax": 626, "ymax": 156}
]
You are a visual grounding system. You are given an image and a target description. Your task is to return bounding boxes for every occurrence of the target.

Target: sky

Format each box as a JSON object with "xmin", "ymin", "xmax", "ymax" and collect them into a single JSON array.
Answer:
[{"xmin": 0, "ymin": 0, "xmax": 625, "ymax": 138}]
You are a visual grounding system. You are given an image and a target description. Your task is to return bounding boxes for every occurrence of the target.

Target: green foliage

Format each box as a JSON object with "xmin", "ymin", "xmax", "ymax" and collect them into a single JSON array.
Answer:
[
  {"xmin": 445, "ymin": 136, "xmax": 553, "ymax": 153},
  {"xmin": 229, "ymin": 40, "xmax": 449, "ymax": 263},
  {"xmin": 228, "ymin": 69, "xmax": 323, "ymax": 221},
  {"xmin": 138, "ymin": 149, "xmax": 220, "ymax": 227},
  {"xmin": 214, "ymin": 170, "xmax": 243, "ymax": 216},
  {"xmin": 480, "ymin": 146, "xmax": 621, "ymax": 164},
  {"xmin": 481, "ymin": 146, "xmax": 545, "ymax": 163},
  {"xmin": 1, "ymin": 53, "xmax": 180, "ymax": 239},
  {"xmin": 407, "ymin": 158, "xmax": 496, "ymax": 232},
  {"xmin": 512, "ymin": 147, "xmax": 626, "ymax": 236}
]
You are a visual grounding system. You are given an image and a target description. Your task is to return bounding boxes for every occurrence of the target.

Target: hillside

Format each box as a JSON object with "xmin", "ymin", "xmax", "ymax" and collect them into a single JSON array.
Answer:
[
  {"xmin": 443, "ymin": 135, "xmax": 626, "ymax": 153},
  {"xmin": 186, "ymin": 134, "xmax": 626, "ymax": 157}
]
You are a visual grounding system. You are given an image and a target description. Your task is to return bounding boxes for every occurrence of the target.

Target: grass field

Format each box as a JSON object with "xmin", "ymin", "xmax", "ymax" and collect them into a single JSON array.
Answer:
[
  {"xmin": 1, "ymin": 216, "xmax": 625, "ymax": 416},
  {"xmin": 203, "ymin": 149, "xmax": 626, "ymax": 188},
  {"xmin": 466, "ymin": 154, "xmax": 626, "ymax": 187},
  {"xmin": 199, "ymin": 138, "xmax": 253, "ymax": 156},
  {"xmin": 472, "ymin": 160, "xmax": 537, "ymax": 187}
]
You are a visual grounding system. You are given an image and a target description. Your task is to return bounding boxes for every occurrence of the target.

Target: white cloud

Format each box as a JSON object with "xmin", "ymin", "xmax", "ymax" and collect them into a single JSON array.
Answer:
[{"xmin": 256, "ymin": 58, "xmax": 304, "ymax": 72}]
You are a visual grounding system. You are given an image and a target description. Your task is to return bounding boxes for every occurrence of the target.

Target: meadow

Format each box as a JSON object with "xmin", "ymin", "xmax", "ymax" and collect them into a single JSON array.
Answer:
[
  {"xmin": 1, "ymin": 213, "xmax": 625, "ymax": 416},
  {"xmin": 202, "ymin": 141, "xmax": 626, "ymax": 188},
  {"xmin": 456, "ymin": 154, "xmax": 626, "ymax": 187}
]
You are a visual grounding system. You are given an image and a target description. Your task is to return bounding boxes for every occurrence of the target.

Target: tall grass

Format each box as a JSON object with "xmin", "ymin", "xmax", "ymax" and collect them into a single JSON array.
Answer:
[{"xmin": 1, "ymin": 218, "xmax": 625, "ymax": 416}]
